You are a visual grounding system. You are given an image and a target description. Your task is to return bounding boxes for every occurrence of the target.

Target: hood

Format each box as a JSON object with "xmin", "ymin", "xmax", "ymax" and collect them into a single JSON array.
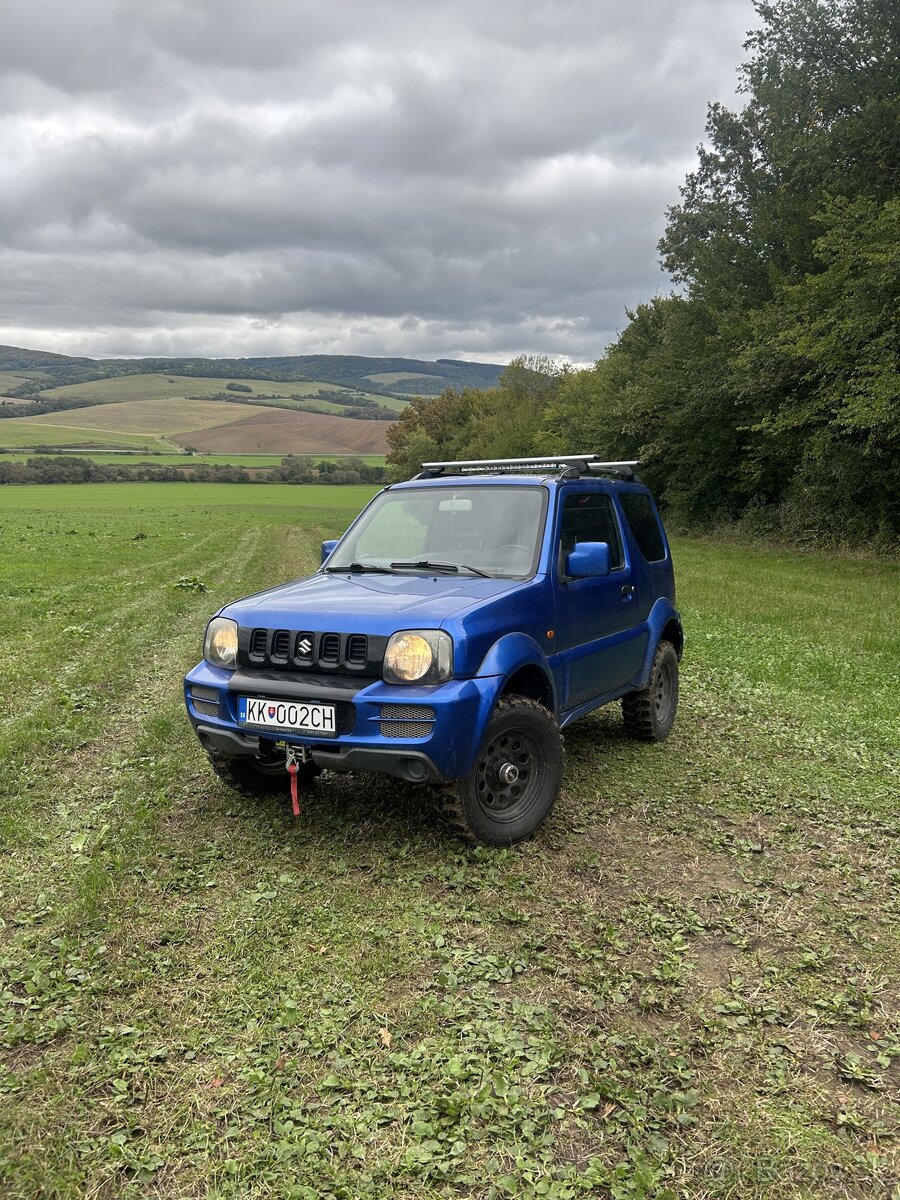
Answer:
[{"xmin": 222, "ymin": 570, "xmax": 526, "ymax": 634}]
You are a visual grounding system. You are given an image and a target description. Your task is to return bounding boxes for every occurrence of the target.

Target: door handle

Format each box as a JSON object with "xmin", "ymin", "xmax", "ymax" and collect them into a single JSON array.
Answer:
[{"xmin": 621, "ymin": 584, "xmax": 635, "ymax": 599}]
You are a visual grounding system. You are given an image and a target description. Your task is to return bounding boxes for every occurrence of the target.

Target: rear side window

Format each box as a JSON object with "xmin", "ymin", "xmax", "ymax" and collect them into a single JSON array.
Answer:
[{"xmin": 620, "ymin": 493, "xmax": 666, "ymax": 562}]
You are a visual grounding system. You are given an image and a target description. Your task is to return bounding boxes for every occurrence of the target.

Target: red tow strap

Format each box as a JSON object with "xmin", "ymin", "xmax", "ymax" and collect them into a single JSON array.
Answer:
[{"xmin": 287, "ymin": 760, "xmax": 300, "ymax": 818}]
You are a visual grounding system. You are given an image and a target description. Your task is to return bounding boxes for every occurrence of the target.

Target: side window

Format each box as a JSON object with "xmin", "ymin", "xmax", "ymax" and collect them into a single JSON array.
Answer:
[
  {"xmin": 620, "ymin": 493, "xmax": 666, "ymax": 562},
  {"xmin": 559, "ymin": 492, "xmax": 624, "ymax": 571}
]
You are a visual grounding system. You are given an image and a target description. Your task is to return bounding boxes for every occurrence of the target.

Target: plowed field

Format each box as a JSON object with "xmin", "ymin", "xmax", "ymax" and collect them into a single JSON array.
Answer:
[{"xmin": 177, "ymin": 407, "xmax": 392, "ymax": 454}]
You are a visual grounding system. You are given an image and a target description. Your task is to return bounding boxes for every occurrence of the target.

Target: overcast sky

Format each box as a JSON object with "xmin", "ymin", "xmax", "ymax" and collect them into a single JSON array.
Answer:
[{"xmin": 0, "ymin": 0, "xmax": 756, "ymax": 365}]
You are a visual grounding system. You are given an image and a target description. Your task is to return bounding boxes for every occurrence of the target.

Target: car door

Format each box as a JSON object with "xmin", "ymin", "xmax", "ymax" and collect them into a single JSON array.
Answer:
[{"xmin": 553, "ymin": 487, "xmax": 648, "ymax": 709}]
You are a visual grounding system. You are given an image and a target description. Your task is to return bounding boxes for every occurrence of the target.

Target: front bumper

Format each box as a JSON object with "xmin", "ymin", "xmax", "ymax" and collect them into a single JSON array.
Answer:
[{"xmin": 184, "ymin": 660, "xmax": 496, "ymax": 783}]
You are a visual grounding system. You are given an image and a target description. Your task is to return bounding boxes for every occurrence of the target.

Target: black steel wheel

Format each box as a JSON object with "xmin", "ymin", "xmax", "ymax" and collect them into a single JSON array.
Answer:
[
  {"xmin": 443, "ymin": 696, "xmax": 563, "ymax": 845},
  {"xmin": 621, "ymin": 641, "xmax": 679, "ymax": 741}
]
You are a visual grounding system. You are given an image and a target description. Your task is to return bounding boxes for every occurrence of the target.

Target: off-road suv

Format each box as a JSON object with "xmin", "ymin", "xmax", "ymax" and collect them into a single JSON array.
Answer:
[{"xmin": 184, "ymin": 454, "xmax": 683, "ymax": 844}]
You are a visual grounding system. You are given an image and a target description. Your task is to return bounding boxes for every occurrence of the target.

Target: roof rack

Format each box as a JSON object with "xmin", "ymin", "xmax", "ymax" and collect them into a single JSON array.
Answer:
[{"xmin": 416, "ymin": 454, "xmax": 640, "ymax": 481}]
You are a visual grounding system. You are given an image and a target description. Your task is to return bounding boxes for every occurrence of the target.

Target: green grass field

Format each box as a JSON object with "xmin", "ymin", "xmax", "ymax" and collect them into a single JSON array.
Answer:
[
  {"xmin": 0, "ymin": 485, "xmax": 897, "ymax": 1199},
  {"xmin": 35, "ymin": 374, "xmax": 330, "ymax": 404},
  {"xmin": 0, "ymin": 422, "xmax": 175, "ymax": 450}
]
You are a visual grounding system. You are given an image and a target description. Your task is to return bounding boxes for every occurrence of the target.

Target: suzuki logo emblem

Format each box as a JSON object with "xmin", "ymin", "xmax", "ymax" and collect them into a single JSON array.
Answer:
[{"xmin": 297, "ymin": 637, "xmax": 312, "ymax": 656}]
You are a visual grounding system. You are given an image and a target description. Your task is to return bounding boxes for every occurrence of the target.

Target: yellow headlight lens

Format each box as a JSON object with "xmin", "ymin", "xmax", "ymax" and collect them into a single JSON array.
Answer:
[
  {"xmin": 205, "ymin": 617, "xmax": 238, "ymax": 668},
  {"xmin": 386, "ymin": 633, "xmax": 433, "ymax": 681},
  {"xmin": 383, "ymin": 630, "xmax": 452, "ymax": 685}
]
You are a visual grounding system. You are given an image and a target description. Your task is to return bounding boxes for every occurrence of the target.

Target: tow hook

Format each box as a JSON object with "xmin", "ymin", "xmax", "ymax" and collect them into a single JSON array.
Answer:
[{"xmin": 285, "ymin": 745, "xmax": 310, "ymax": 818}]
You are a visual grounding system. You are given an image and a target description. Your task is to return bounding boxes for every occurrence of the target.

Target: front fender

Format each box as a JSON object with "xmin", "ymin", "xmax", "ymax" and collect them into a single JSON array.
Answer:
[
  {"xmin": 635, "ymin": 598, "xmax": 683, "ymax": 688},
  {"xmin": 475, "ymin": 631, "xmax": 550, "ymax": 682},
  {"xmin": 468, "ymin": 632, "xmax": 558, "ymax": 731}
]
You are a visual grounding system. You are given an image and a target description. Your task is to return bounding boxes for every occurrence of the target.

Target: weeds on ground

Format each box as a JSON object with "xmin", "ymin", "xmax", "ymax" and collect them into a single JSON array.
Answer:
[{"xmin": 0, "ymin": 487, "xmax": 897, "ymax": 1198}]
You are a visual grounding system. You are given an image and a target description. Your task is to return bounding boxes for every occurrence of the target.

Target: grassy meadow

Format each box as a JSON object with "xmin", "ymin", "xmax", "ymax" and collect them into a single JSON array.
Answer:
[
  {"xmin": 0, "ymin": 484, "xmax": 897, "ymax": 1199},
  {"xmin": 0, "ymin": 422, "xmax": 174, "ymax": 451},
  {"xmin": 33, "ymin": 375, "xmax": 335, "ymax": 405}
]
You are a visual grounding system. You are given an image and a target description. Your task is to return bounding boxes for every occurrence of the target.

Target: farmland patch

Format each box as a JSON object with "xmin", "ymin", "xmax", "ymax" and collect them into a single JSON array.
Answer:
[
  {"xmin": 17, "ymin": 397, "xmax": 274, "ymax": 436},
  {"xmin": 177, "ymin": 407, "xmax": 392, "ymax": 455}
]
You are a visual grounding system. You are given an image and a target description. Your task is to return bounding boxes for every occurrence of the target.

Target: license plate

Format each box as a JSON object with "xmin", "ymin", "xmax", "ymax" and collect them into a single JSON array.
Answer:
[{"xmin": 238, "ymin": 696, "xmax": 336, "ymax": 736}]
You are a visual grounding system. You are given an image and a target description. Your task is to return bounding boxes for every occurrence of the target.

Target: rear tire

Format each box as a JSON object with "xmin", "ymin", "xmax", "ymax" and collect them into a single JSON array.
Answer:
[
  {"xmin": 621, "ymin": 641, "xmax": 679, "ymax": 741},
  {"xmin": 442, "ymin": 696, "xmax": 563, "ymax": 846},
  {"xmin": 207, "ymin": 751, "xmax": 320, "ymax": 798}
]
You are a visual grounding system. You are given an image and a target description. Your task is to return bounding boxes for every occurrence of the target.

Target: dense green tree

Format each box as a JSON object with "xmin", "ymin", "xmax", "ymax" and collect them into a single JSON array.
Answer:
[
  {"xmin": 660, "ymin": 0, "xmax": 900, "ymax": 308},
  {"xmin": 548, "ymin": 0, "xmax": 899, "ymax": 545},
  {"xmin": 386, "ymin": 387, "xmax": 488, "ymax": 480},
  {"xmin": 545, "ymin": 298, "xmax": 745, "ymax": 524},
  {"xmin": 386, "ymin": 357, "xmax": 566, "ymax": 479}
]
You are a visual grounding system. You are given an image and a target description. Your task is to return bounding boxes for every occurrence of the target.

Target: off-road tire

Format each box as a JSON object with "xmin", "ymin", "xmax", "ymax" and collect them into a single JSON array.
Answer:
[
  {"xmin": 442, "ymin": 695, "xmax": 564, "ymax": 846},
  {"xmin": 207, "ymin": 752, "xmax": 320, "ymax": 799},
  {"xmin": 621, "ymin": 640, "xmax": 679, "ymax": 741}
]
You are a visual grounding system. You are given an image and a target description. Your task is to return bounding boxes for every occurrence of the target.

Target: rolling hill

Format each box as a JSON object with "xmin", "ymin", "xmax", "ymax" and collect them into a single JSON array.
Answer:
[
  {"xmin": 20, "ymin": 372, "xmax": 405, "ymax": 415},
  {"xmin": 0, "ymin": 345, "xmax": 504, "ymax": 401},
  {"xmin": 1, "ymin": 396, "xmax": 391, "ymax": 455},
  {"xmin": 0, "ymin": 342, "xmax": 505, "ymax": 457}
]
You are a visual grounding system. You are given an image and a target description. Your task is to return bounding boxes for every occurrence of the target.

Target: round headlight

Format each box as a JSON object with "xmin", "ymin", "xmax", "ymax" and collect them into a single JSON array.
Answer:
[
  {"xmin": 204, "ymin": 617, "xmax": 238, "ymax": 669},
  {"xmin": 386, "ymin": 633, "xmax": 433, "ymax": 681},
  {"xmin": 383, "ymin": 630, "xmax": 452, "ymax": 685}
]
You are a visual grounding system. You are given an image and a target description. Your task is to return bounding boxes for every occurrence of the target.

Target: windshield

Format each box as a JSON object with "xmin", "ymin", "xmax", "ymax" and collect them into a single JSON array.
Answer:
[{"xmin": 327, "ymin": 485, "xmax": 547, "ymax": 578}]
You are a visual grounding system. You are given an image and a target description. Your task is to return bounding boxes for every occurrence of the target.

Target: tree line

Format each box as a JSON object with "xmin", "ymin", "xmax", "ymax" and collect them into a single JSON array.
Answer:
[
  {"xmin": 0, "ymin": 456, "xmax": 388, "ymax": 486},
  {"xmin": 388, "ymin": 0, "xmax": 899, "ymax": 549}
]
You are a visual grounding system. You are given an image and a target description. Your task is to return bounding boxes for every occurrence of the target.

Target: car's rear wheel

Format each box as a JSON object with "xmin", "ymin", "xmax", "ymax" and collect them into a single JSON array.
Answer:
[
  {"xmin": 207, "ymin": 750, "xmax": 320, "ymax": 798},
  {"xmin": 621, "ymin": 640, "xmax": 679, "ymax": 741},
  {"xmin": 442, "ymin": 696, "xmax": 563, "ymax": 845}
]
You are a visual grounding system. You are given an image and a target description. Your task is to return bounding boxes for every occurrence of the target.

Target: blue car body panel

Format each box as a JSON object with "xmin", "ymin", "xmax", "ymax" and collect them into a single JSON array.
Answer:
[{"xmin": 184, "ymin": 471, "xmax": 682, "ymax": 784}]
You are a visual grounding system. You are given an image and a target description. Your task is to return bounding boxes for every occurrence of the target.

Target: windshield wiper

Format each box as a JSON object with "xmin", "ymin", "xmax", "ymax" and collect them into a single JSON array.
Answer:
[
  {"xmin": 390, "ymin": 559, "xmax": 491, "ymax": 578},
  {"xmin": 324, "ymin": 562, "xmax": 394, "ymax": 574}
]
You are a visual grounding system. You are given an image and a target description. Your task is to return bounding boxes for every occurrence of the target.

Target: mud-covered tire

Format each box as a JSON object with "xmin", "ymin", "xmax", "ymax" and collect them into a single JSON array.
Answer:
[
  {"xmin": 621, "ymin": 641, "xmax": 679, "ymax": 741},
  {"xmin": 207, "ymin": 752, "xmax": 320, "ymax": 799},
  {"xmin": 442, "ymin": 696, "xmax": 563, "ymax": 846}
]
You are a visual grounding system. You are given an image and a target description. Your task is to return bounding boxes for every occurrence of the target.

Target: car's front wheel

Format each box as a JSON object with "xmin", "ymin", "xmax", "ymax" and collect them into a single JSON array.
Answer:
[
  {"xmin": 206, "ymin": 750, "xmax": 320, "ymax": 798},
  {"xmin": 442, "ymin": 695, "xmax": 564, "ymax": 845}
]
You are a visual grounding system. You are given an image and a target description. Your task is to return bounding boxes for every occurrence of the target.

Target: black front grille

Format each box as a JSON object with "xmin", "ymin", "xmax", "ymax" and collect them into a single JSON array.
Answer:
[
  {"xmin": 320, "ymin": 633, "xmax": 340, "ymax": 665},
  {"xmin": 240, "ymin": 628, "xmax": 386, "ymax": 676},
  {"xmin": 271, "ymin": 630, "xmax": 291, "ymax": 661},
  {"xmin": 347, "ymin": 634, "xmax": 367, "ymax": 666}
]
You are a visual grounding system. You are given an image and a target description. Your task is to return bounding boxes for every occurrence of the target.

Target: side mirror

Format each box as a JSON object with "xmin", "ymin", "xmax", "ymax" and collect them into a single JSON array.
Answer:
[
  {"xmin": 321, "ymin": 539, "xmax": 339, "ymax": 564},
  {"xmin": 566, "ymin": 541, "xmax": 611, "ymax": 578}
]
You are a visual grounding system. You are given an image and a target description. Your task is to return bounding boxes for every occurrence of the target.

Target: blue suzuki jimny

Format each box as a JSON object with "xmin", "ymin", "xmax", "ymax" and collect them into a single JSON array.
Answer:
[{"xmin": 184, "ymin": 454, "xmax": 683, "ymax": 844}]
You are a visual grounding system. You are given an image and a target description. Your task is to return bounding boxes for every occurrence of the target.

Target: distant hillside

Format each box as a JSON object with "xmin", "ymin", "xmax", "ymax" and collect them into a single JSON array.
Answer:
[
  {"xmin": 0, "ymin": 345, "xmax": 505, "ymax": 402},
  {"xmin": 1, "ymin": 396, "xmax": 391, "ymax": 455},
  {"xmin": 0, "ymin": 345, "xmax": 93, "ymax": 371}
]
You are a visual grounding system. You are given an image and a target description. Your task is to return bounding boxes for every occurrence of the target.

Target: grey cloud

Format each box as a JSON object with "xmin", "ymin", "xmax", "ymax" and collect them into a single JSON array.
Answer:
[{"xmin": 0, "ymin": 0, "xmax": 756, "ymax": 361}]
